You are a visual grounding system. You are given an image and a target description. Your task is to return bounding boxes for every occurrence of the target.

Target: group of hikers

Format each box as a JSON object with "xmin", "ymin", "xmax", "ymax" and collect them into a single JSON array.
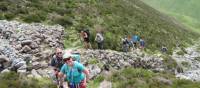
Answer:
[
  {"xmin": 79, "ymin": 29, "xmax": 104, "ymax": 50},
  {"xmin": 50, "ymin": 48, "xmax": 89, "ymax": 88},
  {"xmin": 79, "ymin": 29, "xmax": 146, "ymax": 52},
  {"xmin": 122, "ymin": 34, "xmax": 145, "ymax": 52},
  {"xmin": 79, "ymin": 29, "xmax": 168, "ymax": 53}
]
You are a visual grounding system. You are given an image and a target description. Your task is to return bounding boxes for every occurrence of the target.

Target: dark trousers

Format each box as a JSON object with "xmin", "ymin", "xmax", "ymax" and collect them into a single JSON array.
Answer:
[{"xmin": 97, "ymin": 42, "xmax": 103, "ymax": 49}]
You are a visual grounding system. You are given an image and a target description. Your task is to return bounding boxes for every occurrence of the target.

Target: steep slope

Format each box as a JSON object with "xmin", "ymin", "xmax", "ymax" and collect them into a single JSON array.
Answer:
[
  {"xmin": 0, "ymin": 0, "xmax": 198, "ymax": 53},
  {"xmin": 142, "ymin": 0, "xmax": 200, "ymax": 33}
]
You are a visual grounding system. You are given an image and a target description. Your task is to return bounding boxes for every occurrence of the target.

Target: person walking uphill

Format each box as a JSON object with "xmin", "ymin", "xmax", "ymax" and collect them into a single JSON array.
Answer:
[
  {"xmin": 59, "ymin": 53, "xmax": 90, "ymax": 88},
  {"xmin": 80, "ymin": 30, "xmax": 91, "ymax": 49},
  {"xmin": 50, "ymin": 48, "xmax": 65, "ymax": 87},
  {"xmin": 95, "ymin": 31, "xmax": 104, "ymax": 49}
]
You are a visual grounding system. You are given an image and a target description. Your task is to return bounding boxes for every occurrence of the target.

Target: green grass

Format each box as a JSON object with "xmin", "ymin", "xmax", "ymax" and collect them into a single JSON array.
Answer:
[
  {"xmin": 88, "ymin": 75, "xmax": 105, "ymax": 88},
  {"xmin": 0, "ymin": 0, "xmax": 198, "ymax": 53},
  {"xmin": 0, "ymin": 72, "xmax": 56, "ymax": 88},
  {"xmin": 181, "ymin": 61, "xmax": 190, "ymax": 68},
  {"xmin": 103, "ymin": 68, "xmax": 200, "ymax": 88},
  {"xmin": 162, "ymin": 55, "xmax": 177, "ymax": 71},
  {"xmin": 142, "ymin": 0, "xmax": 200, "ymax": 34}
]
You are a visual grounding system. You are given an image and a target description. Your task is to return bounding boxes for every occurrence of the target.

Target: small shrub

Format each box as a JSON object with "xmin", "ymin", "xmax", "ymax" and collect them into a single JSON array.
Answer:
[
  {"xmin": 181, "ymin": 61, "xmax": 190, "ymax": 68},
  {"xmin": 22, "ymin": 11, "xmax": 47, "ymax": 23},
  {"xmin": 88, "ymin": 75, "xmax": 104, "ymax": 88},
  {"xmin": 4, "ymin": 12, "xmax": 15, "ymax": 20},
  {"xmin": 162, "ymin": 55, "xmax": 177, "ymax": 70},
  {"xmin": 0, "ymin": 72, "xmax": 57, "ymax": 88},
  {"xmin": 194, "ymin": 57, "xmax": 200, "ymax": 62},
  {"xmin": 88, "ymin": 58, "xmax": 99, "ymax": 64},
  {"xmin": 176, "ymin": 50, "xmax": 185, "ymax": 55}
]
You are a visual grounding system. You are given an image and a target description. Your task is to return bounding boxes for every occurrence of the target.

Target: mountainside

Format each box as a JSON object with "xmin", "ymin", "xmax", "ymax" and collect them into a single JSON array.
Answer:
[
  {"xmin": 142, "ymin": 0, "xmax": 200, "ymax": 33},
  {"xmin": 0, "ymin": 0, "xmax": 198, "ymax": 53}
]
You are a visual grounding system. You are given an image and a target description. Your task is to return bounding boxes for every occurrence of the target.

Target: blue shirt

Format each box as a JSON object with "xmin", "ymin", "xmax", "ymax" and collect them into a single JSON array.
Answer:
[
  {"xmin": 61, "ymin": 61, "xmax": 85, "ymax": 84},
  {"xmin": 140, "ymin": 39, "xmax": 145, "ymax": 47}
]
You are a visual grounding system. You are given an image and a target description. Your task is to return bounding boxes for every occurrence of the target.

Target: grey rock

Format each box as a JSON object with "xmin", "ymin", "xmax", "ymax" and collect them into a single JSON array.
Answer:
[
  {"xmin": 31, "ymin": 49, "xmax": 40, "ymax": 54},
  {"xmin": 99, "ymin": 80, "xmax": 112, "ymax": 88},
  {"xmin": 20, "ymin": 45, "xmax": 31, "ymax": 53},
  {"xmin": 0, "ymin": 55, "xmax": 9, "ymax": 62},
  {"xmin": 40, "ymin": 61, "xmax": 48, "ymax": 68},
  {"xmin": 30, "ymin": 42, "xmax": 39, "ymax": 49},
  {"xmin": 21, "ymin": 40, "xmax": 32, "ymax": 46},
  {"xmin": 88, "ymin": 65, "xmax": 101, "ymax": 79},
  {"xmin": 31, "ymin": 69, "xmax": 41, "ymax": 78},
  {"xmin": 15, "ymin": 44, "xmax": 22, "ymax": 50},
  {"xmin": 32, "ymin": 62, "xmax": 41, "ymax": 70},
  {"xmin": 1, "ymin": 69, "xmax": 10, "ymax": 73},
  {"xmin": 155, "ymin": 77, "xmax": 173, "ymax": 85},
  {"xmin": 37, "ymin": 69, "xmax": 48, "ymax": 77}
]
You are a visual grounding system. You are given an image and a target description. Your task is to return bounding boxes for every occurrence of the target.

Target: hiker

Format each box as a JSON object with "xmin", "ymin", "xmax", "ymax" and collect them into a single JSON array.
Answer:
[
  {"xmin": 59, "ymin": 53, "xmax": 90, "ymax": 88},
  {"xmin": 122, "ymin": 37, "xmax": 129, "ymax": 52},
  {"xmin": 139, "ymin": 37, "xmax": 145, "ymax": 50},
  {"xmin": 127, "ymin": 35, "xmax": 133, "ymax": 51},
  {"xmin": 161, "ymin": 46, "xmax": 168, "ymax": 53},
  {"xmin": 80, "ymin": 30, "xmax": 91, "ymax": 49},
  {"xmin": 95, "ymin": 31, "xmax": 104, "ymax": 49},
  {"xmin": 50, "ymin": 48, "xmax": 65, "ymax": 88},
  {"xmin": 132, "ymin": 34, "xmax": 140, "ymax": 49}
]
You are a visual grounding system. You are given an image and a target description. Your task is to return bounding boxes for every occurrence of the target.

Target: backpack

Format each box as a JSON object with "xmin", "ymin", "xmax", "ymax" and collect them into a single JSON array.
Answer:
[{"xmin": 122, "ymin": 38, "xmax": 129, "ymax": 44}]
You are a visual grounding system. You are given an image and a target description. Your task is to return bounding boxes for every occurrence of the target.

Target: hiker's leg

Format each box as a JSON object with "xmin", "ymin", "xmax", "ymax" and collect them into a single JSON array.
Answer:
[
  {"xmin": 97, "ymin": 43, "xmax": 100, "ymax": 49},
  {"xmin": 88, "ymin": 42, "xmax": 92, "ymax": 49},
  {"xmin": 63, "ymin": 81, "xmax": 69, "ymax": 88},
  {"xmin": 87, "ymin": 42, "xmax": 90, "ymax": 49},
  {"xmin": 80, "ymin": 78, "xmax": 86, "ymax": 88},
  {"xmin": 100, "ymin": 42, "xmax": 103, "ymax": 49},
  {"xmin": 84, "ymin": 42, "xmax": 87, "ymax": 49}
]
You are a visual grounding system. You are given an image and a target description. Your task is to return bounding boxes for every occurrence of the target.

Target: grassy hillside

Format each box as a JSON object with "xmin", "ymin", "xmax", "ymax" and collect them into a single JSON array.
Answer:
[
  {"xmin": 0, "ymin": 0, "xmax": 198, "ymax": 53},
  {"xmin": 0, "ymin": 72, "xmax": 56, "ymax": 88},
  {"xmin": 110, "ymin": 68, "xmax": 200, "ymax": 88},
  {"xmin": 88, "ymin": 68, "xmax": 200, "ymax": 88},
  {"xmin": 142, "ymin": 0, "xmax": 200, "ymax": 34}
]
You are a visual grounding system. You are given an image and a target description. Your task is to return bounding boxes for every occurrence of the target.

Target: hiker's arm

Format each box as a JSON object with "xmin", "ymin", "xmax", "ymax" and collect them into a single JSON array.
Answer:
[
  {"xmin": 83, "ymin": 68, "xmax": 90, "ymax": 81},
  {"xmin": 77, "ymin": 63, "xmax": 90, "ymax": 81},
  {"xmin": 58, "ymin": 65, "xmax": 66, "ymax": 78},
  {"xmin": 50, "ymin": 59, "xmax": 57, "ymax": 70}
]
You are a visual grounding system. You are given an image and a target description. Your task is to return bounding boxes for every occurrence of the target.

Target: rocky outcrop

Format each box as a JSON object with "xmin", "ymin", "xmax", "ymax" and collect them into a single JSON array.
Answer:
[
  {"xmin": 0, "ymin": 20, "xmax": 166, "ymax": 80},
  {"xmin": 173, "ymin": 41, "xmax": 200, "ymax": 81},
  {"xmin": 81, "ymin": 49, "xmax": 165, "ymax": 79},
  {"xmin": 0, "ymin": 20, "xmax": 65, "ymax": 75}
]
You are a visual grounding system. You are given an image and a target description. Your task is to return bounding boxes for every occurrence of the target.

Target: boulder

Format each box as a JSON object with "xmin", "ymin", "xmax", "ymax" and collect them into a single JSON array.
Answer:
[
  {"xmin": 99, "ymin": 80, "xmax": 112, "ymax": 88},
  {"xmin": 31, "ymin": 69, "xmax": 42, "ymax": 78},
  {"xmin": 154, "ymin": 77, "xmax": 173, "ymax": 85},
  {"xmin": 87, "ymin": 65, "xmax": 101, "ymax": 79},
  {"xmin": 21, "ymin": 40, "xmax": 32, "ymax": 46},
  {"xmin": 30, "ymin": 42, "xmax": 39, "ymax": 49},
  {"xmin": 0, "ymin": 55, "xmax": 9, "ymax": 62},
  {"xmin": 15, "ymin": 44, "xmax": 22, "ymax": 50},
  {"xmin": 20, "ymin": 45, "xmax": 31, "ymax": 53},
  {"xmin": 1, "ymin": 69, "xmax": 10, "ymax": 73}
]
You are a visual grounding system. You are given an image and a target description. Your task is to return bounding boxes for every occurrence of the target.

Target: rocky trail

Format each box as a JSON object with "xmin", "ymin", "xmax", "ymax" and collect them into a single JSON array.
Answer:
[{"xmin": 172, "ymin": 40, "xmax": 200, "ymax": 81}]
